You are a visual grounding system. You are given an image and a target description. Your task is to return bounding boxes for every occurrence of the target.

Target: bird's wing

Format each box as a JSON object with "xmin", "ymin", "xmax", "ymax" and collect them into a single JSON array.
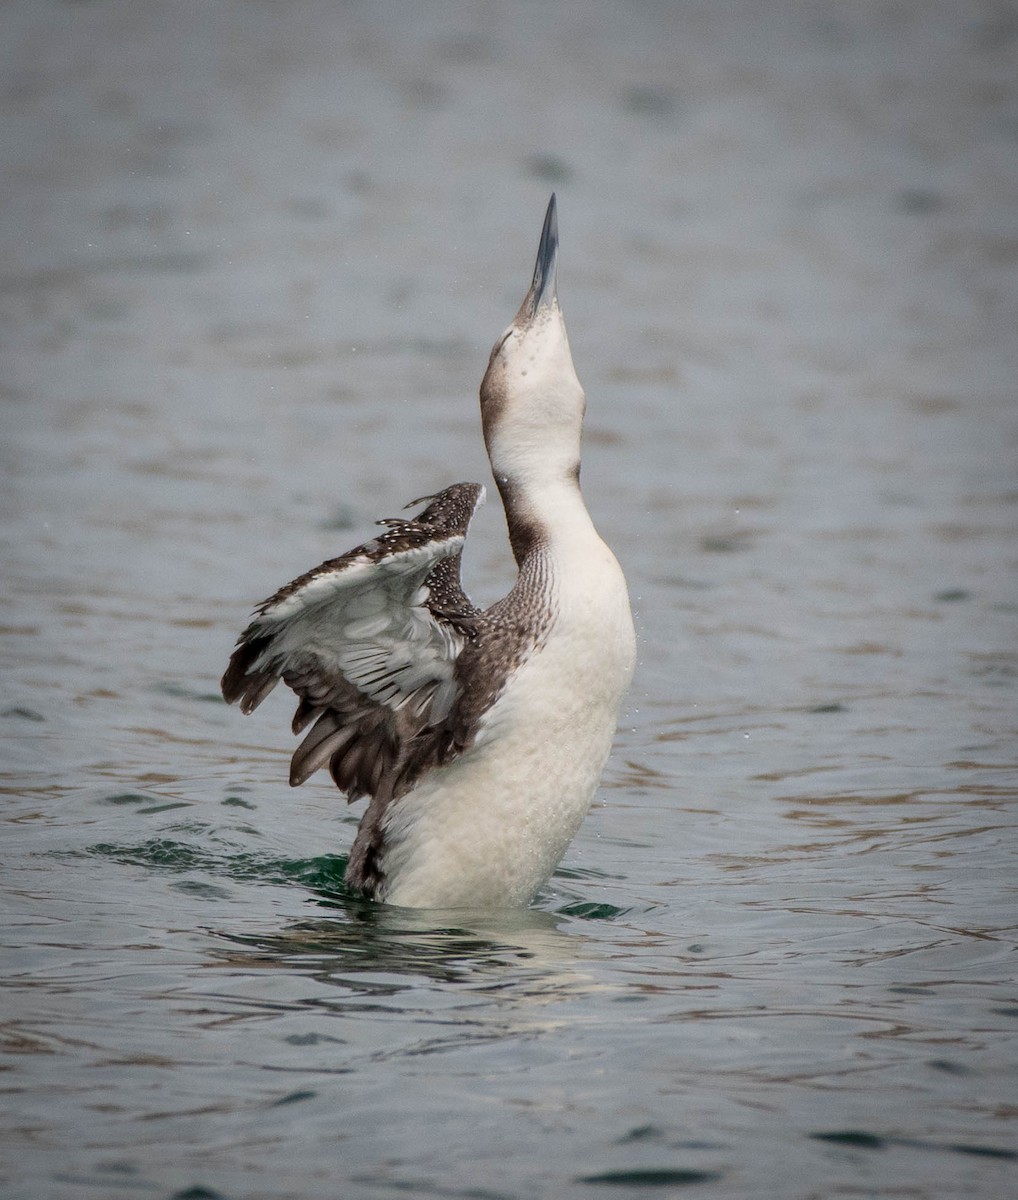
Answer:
[{"xmin": 221, "ymin": 482, "xmax": 485, "ymax": 799}]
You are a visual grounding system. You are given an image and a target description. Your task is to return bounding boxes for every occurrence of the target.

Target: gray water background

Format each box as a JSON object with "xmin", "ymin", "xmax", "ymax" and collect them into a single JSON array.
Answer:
[{"xmin": 2, "ymin": 2, "xmax": 1017, "ymax": 1198}]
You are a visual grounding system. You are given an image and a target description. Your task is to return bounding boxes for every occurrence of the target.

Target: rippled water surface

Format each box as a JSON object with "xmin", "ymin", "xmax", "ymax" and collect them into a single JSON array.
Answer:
[{"xmin": 3, "ymin": 3, "xmax": 1017, "ymax": 1198}]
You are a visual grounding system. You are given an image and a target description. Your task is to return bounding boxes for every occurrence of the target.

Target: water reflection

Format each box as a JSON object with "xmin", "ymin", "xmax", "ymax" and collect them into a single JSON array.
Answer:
[{"xmin": 207, "ymin": 905, "xmax": 595, "ymax": 1003}]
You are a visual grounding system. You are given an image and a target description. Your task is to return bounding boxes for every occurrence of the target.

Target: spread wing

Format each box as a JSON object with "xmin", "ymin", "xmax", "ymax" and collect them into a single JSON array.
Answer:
[{"xmin": 221, "ymin": 483, "xmax": 485, "ymax": 802}]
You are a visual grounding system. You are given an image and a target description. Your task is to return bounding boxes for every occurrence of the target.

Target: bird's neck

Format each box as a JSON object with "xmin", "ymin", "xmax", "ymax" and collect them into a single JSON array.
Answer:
[{"xmin": 494, "ymin": 466, "xmax": 598, "ymax": 567}]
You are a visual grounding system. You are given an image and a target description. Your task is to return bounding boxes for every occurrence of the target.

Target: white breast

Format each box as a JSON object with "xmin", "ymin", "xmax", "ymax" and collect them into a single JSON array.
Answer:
[{"xmin": 375, "ymin": 540, "xmax": 635, "ymax": 908}]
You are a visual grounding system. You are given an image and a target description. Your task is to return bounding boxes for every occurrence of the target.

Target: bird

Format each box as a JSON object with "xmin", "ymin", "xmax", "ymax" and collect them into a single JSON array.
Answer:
[{"xmin": 221, "ymin": 195, "xmax": 635, "ymax": 908}]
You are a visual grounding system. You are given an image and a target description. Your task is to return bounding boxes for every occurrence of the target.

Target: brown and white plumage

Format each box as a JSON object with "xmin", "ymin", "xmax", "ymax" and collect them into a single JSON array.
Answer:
[
  {"xmin": 222, "ymin": 196, "xmax": 635, "ymax": 907},
  {"xmin": 221, "ymin": 483, "xmax": 490, "ymax": 893}
]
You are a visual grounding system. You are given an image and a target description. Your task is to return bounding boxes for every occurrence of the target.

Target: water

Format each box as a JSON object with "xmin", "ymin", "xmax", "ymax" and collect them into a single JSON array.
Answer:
[{"xmin": 2, "ymin": 2, "xmax": 1017, "ymax": 1197}]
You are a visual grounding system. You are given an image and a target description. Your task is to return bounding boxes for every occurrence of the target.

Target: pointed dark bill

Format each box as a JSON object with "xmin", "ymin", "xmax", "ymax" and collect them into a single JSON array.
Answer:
[{"xmin": 522, "ymin": 194, "xmax": 559, "ymax": 318}]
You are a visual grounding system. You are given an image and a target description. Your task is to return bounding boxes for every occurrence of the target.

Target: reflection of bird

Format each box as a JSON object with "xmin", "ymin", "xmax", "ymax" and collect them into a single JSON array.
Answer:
[{"xmin": 222, "ymin": 196, "xmax": 635, "ymax": 908}]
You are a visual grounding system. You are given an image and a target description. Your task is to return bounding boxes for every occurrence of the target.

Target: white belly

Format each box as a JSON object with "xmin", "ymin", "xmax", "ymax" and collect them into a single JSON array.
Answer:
[{"xmin": 375, "ymin": 551, "xmax": 635, "ymax": 908}]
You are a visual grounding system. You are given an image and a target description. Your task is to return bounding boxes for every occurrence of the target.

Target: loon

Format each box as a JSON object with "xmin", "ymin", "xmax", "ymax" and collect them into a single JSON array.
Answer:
[{"xmin": 221, "ymin": 195, "xmax": 635, "ymax": 908}]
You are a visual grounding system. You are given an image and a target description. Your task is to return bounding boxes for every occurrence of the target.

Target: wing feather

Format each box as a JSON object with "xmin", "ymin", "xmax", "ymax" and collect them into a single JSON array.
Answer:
[{"xmin": 222, "ymin": 482, "xmax": 485, "ymax": 805}]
